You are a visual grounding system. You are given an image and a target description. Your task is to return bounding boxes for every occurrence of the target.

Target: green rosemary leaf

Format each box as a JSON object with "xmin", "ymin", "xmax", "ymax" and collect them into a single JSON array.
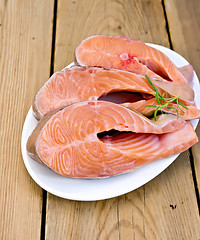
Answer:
[
  {"xmin": 145, "ymin": 105, "xmax": 160, "ymax": 108},
  {"xmin": 154, "ymin": 107, "xmax": 159, "ymax": 121},
  {"xmin": 155, "ymin": 90, "xmax": 161, "ymax": 105},
  {"xmin": 160, "ymin": 109, "xmax": 165, "ymax": 115},
  {"xmin": 145, "ymin": 74, "xmax": 157, "ymax": 92},
  {"xmin": 144, "ymin": 74, "xmax": 189, "ymax": 120},
  {"xmin": 164, "ymin": 95, "xmax": 179, "ymax": 104},
  {"xmin": 145, "ymin": 74, "xmax": 162, "ymax": 98},
  {"xmin": 166, "ymin": 106, "xmax": 179, "ymax": 119},
  {"xmin": 176, "ymin": 99, "xmax": 185, "ymax": 113},
  {"xmin": 161, "ymin": 93, "xmax": 165, "ymax": 105},
  {"xmin": 178, "ymin": 100, "xmax": 189, "ymax": 110},
  {"xmin": 166, "ymin": 106, "xmax": 177, "ymax": 110}
]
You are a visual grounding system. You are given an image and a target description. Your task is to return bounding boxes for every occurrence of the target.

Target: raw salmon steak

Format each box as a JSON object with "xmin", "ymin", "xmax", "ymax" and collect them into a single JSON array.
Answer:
[
  {"xmin": 33, "ymin": 66, "xmax": 195, "ymax": 120},
  {"xmin": 75, "ymin": 35, "xmax": 192, "ymax": 84},
  {"xmin": 26, "ymin": 101, "xmax": 197, "ymax": 178},
  {"xmin": 33, "ymin": 66, "xmax": 154, "ymax": 119}
]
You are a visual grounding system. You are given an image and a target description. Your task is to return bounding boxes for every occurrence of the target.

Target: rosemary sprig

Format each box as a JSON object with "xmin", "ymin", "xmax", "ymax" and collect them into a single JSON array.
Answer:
[{"xmin": 145, "ymin": 75, "xmax": 189, "ymax": 121}]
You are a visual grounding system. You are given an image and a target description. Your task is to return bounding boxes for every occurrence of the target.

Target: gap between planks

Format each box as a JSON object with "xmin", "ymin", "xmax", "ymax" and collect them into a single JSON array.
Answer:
[
  {"xmin": 161, "ymin": 0, "xmax": 173, "ymax": 50},
  {"xmin": 162, "ymin": 0, "xmax": 200, "ymax": 216},
  {"xmin": 41, "ymin": 190, "xmax": 47, "ymax": 240},
  {"xmin": 40, "ymin": 0, "xmax": 58, "ymax": 239}
]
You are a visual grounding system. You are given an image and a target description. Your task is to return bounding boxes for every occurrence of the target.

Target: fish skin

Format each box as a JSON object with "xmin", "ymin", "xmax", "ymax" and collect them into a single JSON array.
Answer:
[
  {"xmin": 26, "ymin": 101, "xmax": 197, "ymax": 178},
  {"xmin": 179, "ymin": 64, "xmax": 194, "ymax": 86},
  {"xmin": 75, "ymin": 35, "xmax": 188, "ymax": 84},
  {"xmin": 151, "ymin": 79, "xmax": 194, "ymax": 106}
]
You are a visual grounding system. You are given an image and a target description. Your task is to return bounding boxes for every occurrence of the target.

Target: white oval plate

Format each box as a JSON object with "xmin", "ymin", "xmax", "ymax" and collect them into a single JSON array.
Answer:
[{"xmin": 21, "ymin": 44, "xmax": 200, "ymax": 201}]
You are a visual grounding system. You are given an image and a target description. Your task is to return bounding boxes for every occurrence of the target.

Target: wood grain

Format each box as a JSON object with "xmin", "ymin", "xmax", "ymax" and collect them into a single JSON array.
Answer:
[
  {"xmin": 164, "ymin": 0, "xmax": 200, "ymax": 207},
  {"xmin": 143, "ymin": 152, "xmax": 200, "ymax": 239},
  {"xmin": 53, "ymin": 0, "xmax": 169, "ymax": 72},
  {"xmin": 0, "ymin": 0, "xmax": 54, "ymax": 239},
  {"xmin": 45, "ymin": 0, "xmax": 200, "ymax": 239}
]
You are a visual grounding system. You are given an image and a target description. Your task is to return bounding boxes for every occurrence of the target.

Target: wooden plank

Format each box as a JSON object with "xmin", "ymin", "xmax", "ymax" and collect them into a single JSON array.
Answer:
[
  {"xmin": 164, "ymin": 0, "xmax": 200, "ymax": 206},
  {"xmin": 142, "ymin": 152, "xmax": 200, "ymax": 239},
  {"xmin": 53, "ymin": 0, "xmax": 169, "ymax": 72},
  {"xmin": 45, "ymin": 0, "xmax": 200, "ymax": 239},
  {"xmin": 0, "ymin": 0, "xmax": 54, "ymax": 239}
]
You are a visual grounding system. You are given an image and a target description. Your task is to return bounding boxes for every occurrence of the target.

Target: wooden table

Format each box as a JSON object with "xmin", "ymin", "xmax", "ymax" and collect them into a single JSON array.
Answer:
[{"xmin": 1, "ymin": 0, "xmax": 200, "ymax": 239}]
